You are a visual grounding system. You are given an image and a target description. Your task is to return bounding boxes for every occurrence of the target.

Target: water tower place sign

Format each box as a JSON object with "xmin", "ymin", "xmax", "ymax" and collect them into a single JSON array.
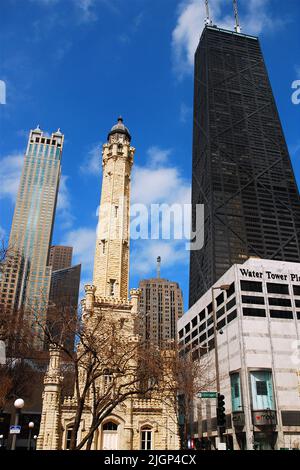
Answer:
[{"xmin": 239, "ymin": 268, "xmax": 300, "ymax": 283}]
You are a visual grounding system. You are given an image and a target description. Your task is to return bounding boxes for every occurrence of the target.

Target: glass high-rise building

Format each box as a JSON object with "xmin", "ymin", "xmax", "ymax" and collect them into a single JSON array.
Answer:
[
  {"xmin": 48, "ymin": 263, "xmax": 81, "ymax": 351},
  {"xmin": 189, "ymin": 26, "xmax": 300, "ymax": 307},
  {"xmin": 0, "ymin": 126, "xmax": 64, "ymax": 338}
]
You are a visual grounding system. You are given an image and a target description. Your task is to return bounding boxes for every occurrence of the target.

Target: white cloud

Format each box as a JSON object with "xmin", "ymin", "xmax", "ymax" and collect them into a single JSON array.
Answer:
[
  {"xmin": 63, "ymin": 146, "xmax": 191, "ymax": 287},
  {"xmin": 132, "ymin": 146, "xmax": 190, "ymax": 207},
  {"xmin": 53, "ymin": 40, "xmax": 72, "ymax": 63},
  {"xmin": 172, "ymin": 0, "xmax": 288, "ymax": 77},
  {"xmin": 131, "ymin": 239, "xmax": 189, "ymax": 277},
  {"xmin": 0, "ymin": 153, "xmax": 23, "ymax": 201},
  {"xmin": 290, "ymin": 141, "xmax": 300, "ymax": 157},
  {"xmin": 130, "ymin": 146, "xmax": 191, "ymax": 278},
  {"xmin": 180, "ymin": 102, "xmax": 192, "ymax": 123},
  {"xmin": 57, "ymin": 174, "xmax": 75, "ymax": 229},
  {"xmin": 79, "ymin": 143, "xmax": 101, "ymax": 175},
  {"xmin": 61, "ymin": 226, "xmax": 96, "ymax": 274},
  {"xmin": 146, "ymin": 146, "xmax": 172, "ymax": 168},
  {"xmin": 30, "ymin": 0, "xmax": 118, "ymax": 22},
  {"xmin": 75, "ymin": 0, "xmax": 98, "ymax": 22}
]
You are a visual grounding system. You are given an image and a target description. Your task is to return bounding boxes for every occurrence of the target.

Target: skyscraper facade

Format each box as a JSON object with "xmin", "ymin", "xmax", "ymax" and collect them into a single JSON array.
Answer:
[
  {"xmin": 189, "ymin": 26, "xmax": 300, "ymax": 307},
  {"xmin": 0, "ymin": 126, "xmax": 64, "ymax": 336},
  {"xmin": 139, "ymin": 271, "xmax": 184, "ymax": 348},
  {"xmin": 48, "ymin": 264, "xmax": 81, "ymax": 350},
  {"xmin": 49, "ymin": 245, "xmax": 73, "ymax": 271}
]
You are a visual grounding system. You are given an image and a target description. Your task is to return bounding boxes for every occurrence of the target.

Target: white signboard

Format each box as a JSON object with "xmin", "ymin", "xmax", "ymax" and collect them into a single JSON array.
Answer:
[
  {"xmin": 10, "ymin": 425, "xmax": 21, "ymax": 434},
  {"xmin": 217, "ymin": 443, "xmax": 227, "ymax": 451}
]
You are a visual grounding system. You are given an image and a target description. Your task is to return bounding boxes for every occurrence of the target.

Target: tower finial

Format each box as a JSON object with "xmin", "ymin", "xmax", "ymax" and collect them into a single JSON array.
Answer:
[
  {"xmin": 204, "ymin": 0, "xmax": 212, "ymax": 26},
  {"xmin": 157, "ymin": 256, "xmax": 161, "ymax": 279},
  {"xmin": 233, "ymin": 0, "xmax": 241, "ymax": 33}
]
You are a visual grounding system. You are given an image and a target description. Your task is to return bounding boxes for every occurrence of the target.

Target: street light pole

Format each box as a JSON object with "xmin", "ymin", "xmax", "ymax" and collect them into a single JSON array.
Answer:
[
  {"xmin": 27, "ymin": 422, "xmax": 34, "ymax": 451},
  {"xmin": 211, "ymin": 284, "xmax": 230, "ymax": 447},
  {"xmin": 211, "ymin": 287, "xmax": 221, "ymax": 394},
  {"xmin": 11, "ymin": 398, "xmax": 24, "ymax": 450}
]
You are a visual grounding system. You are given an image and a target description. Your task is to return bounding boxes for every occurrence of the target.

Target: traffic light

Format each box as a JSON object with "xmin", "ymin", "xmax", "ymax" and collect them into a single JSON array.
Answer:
[{"xmin": 217, "ymin": 393, "xmax": 226, "ymax": 428}]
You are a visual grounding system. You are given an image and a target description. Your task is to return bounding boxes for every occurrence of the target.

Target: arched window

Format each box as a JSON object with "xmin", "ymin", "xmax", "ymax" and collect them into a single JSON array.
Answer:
[
  {"xmin": 141, "ymin": 426, "xmax": 152, "ymax": 450},
  {"xmin": 103, "ymin": 421, "xmax": 118, "ymax": 431}
]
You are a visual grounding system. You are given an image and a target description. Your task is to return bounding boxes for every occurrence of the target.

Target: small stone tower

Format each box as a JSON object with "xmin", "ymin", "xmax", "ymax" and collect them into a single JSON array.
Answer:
[
  {"xmin": 93, "ymin": 117, "xmax": 135, "ymax": 300},
  {"xmin": 37, "ymin": 345, "xmax": 63, "ymax": 450}
]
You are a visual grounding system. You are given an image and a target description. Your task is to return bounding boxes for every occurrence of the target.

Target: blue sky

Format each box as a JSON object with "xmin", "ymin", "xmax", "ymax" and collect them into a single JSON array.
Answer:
[{"xmin": 0, "ymin": 0, "xmax": 300, "ymax": 310}]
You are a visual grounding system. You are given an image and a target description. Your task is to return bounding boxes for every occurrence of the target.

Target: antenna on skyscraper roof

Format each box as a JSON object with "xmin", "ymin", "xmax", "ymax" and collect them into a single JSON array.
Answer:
[
  {"xmin": 233, "ymin": 0, "xmax": 241, "ymax": 33},
  {"xmin": 157, "ymin": 256, "xmax": 161, "ymax": 279},
  {"xmin": 204, "ymin": 0, "xmax": 212, "ymax": 26}
]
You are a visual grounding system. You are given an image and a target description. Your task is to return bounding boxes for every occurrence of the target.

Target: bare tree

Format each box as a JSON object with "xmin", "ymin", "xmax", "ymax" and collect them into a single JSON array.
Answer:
[
  {"xmin": 0, "ymin": 305, "xmax": 39, "ymax": 411},
  {"xmin": 0, "ymin": 239, "xmax": 42, "ymax": 411},
  {"xmin": 33, "ymin": 305, "xmax": 168, "ymax": 450},
  {"xmin": 156, "ymin": 346, "xmax": 216, "ymax": 449}
]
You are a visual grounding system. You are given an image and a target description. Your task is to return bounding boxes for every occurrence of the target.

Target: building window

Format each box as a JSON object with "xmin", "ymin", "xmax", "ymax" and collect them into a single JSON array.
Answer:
[
  {"xmin": 227, "ymin": 309, "xmax": 237, "ymax": 324},
  {"xmin": 226, "ymin": 282, "xmax": 235, "ymax": 298},
  {"xmin": 267, "ymin": 283, "xmax": 289, "ymax": 295},
  {"xmin": 250, "ymin": 370, "xmax": 275, "ymax": 410},
  {"xmin": 217, "ymin": 306, "xmax": 225, "ymax": 319},
  {"xmin": 256, "ymin": 381, "xmax": 268, "ymax": 396},
  {"xmin": 103, "ymin": 421, "xmax": 118, "ymax": 431},
  {"xmin": 102, "ymin": 240, "xmax": 106, "ymax": 254},
  {"xmin": 115, "ymin": 206, "xmax": 118, "ymax": 217},
  {"xmin": 141, "ymin": 426, "xmax": 152, "ymax": 450},
  {"xmin": 226, "ymin": 297, "xmax": 236, "ymax": 310},
  {"xmin": 269, "ymin": 310, "xmax": 293, "ymax": 319},
  {"xmin": 199, "ymin": 309, "xmax": 205, "ymax": 322},
  {"xmin": 66, "ymin": 428, "xmax": 73, "ymax": 450},
  {"xmin": 243, "ymin": 307, "xmax": 266, "ymax": 317},
  {"xmin": 293, "ymin": 285, "xmax": 300, "ymax": 296},
  {"xmin": 268, "ymin": 297, "xmax": 291, "ymax": 307},
  {"xmin": 104, "ymin": 369, "xmax": 113, "ymax": 390},
  {"xmin": 216, "ymin": 292, "xmax": 224, "ymax": 306},
  {"xmin": 242, "ymin": 295, "xmax": 264, "ymax": 305},
  {"xmin": 110, "ymin": 279, "xmax": 116, "ymax": 296},
  {"xmin": 240, "ymin": 280, "xmax": 262, "ymax": 292},
  {"xmin": 230, "ymin": 373, "xmax": 242, "ymax": 412}
]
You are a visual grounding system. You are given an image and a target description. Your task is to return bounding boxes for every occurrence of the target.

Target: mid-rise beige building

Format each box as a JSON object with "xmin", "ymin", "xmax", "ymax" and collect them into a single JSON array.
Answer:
[
  {"xmin": 49, "ymin": 246, "xmax": 73, "ymax": 271},
  {"xmin": 37, "ymin": 118, "xmax": 180, "ymax": 451},
  {"xmin": 139, "ymin": 260, "xmax": 183, "ymax": 348}
]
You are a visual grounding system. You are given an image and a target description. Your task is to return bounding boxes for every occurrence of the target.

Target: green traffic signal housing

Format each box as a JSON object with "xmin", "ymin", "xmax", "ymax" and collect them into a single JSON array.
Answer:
[{"xmin": 217, "ymin": 393, "xmax": 226, "ymax": 428}]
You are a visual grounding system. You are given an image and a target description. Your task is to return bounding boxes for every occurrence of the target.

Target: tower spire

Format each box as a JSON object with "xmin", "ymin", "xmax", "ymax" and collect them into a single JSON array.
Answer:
[
  {"xmin": 204, "ymin": 0, "xmax": 212, "ymax": 26},
  {"xmin": 157, "ymin": 256, "xmax": 161, "ymax": 279},
  {"xmin": 233, "ymin": 0, "xmax": 241, "ymax": 33}
]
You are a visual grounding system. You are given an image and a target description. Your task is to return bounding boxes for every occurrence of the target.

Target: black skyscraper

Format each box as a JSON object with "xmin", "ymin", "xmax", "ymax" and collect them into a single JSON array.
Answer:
[{"xmin": 189, "ymin": 26, "xmax": 300, "ymax": 307}]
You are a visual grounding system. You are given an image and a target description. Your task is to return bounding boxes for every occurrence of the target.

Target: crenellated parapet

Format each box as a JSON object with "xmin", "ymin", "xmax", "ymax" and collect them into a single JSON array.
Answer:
[{"xmin": 94, "ymin": 295, "xmax": 132, "ymax": 307}]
